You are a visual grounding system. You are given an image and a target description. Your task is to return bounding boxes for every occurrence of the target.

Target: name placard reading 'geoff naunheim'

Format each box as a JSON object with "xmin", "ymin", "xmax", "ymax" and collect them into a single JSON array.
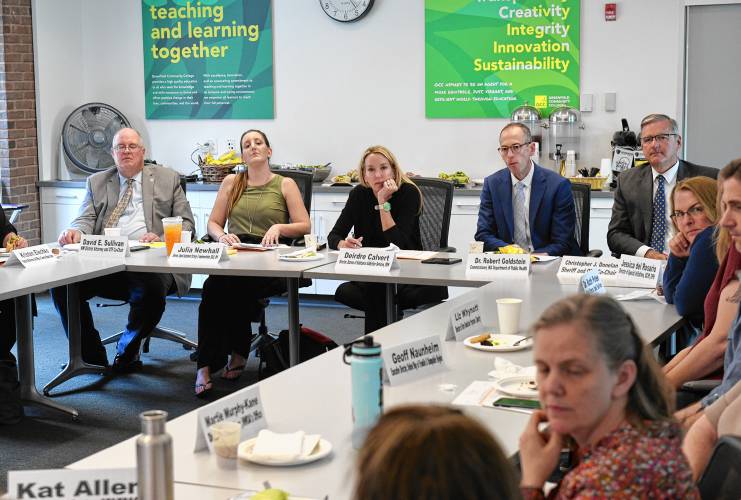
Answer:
[{"xmin": 382, "ymin": 335, "xmax": 448, "ymax": 386}]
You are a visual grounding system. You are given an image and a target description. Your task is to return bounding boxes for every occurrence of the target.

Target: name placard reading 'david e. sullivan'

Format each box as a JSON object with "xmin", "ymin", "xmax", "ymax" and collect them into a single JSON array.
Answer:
[
  {"xmin": 465, "ymin": 253, "xmax": 530, "ymax": 278},
  {"xmin": 80, "ymin": 235, "xmax": 129, "ymax": 260},
  {"xmin": 382, "ymin": 335, "xmax": 447, "ymax": 386},
  {"xmin": 169, "ymin": 242, "xmax": 228, "ymax": 264},
  {"xmin": 335, "ymin": 247, "xmax": 397, "ymax": 275},
  {"xmin": 195, "ymin": 384, "xmax": 265, "ymax": 453},
  {"xmin": 8, "ymin": 467, "xmax": 136, "ymax": 500}
]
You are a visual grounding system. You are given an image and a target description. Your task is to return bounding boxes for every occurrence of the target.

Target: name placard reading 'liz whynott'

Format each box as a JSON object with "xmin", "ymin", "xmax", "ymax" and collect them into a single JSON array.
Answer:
[
  {"xmin": 465, "ymin": 253, "xmax": 530, "ymax": 279},
  {"xmin": 169, "ymin": 242, "xmax": 228, "ymax": 265},
  {"xmin": 80, "ymin": 235, "xmax": 129, "ymax": 260},
  {"xmin": 195, "ymin": 385, "xmax": 266, "ymax": 452},
  {"xmin": 3, "ymin": 244, "xmax": 56, "ymax": 268},
  {"xmin": 8, "ymin": 467, "xmax": 137, "ymax": 500},
  {"xmin": 335, "ymin": 247, "xmax": 397, "ymax": 275},
  {"xmin": 446, "ymin": 298, "xmax": 484, "ymax": 341},
  {"xmin": 382, "ymin": 335, "xmax": 448, "ymax": 386}
]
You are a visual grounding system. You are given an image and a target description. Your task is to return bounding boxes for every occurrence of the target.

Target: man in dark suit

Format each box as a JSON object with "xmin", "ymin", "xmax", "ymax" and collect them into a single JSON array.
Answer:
[
  {"xmin": 607, "ymin": 114, "xmax": 718, "ymax": 259},
  {"xmin": 475, "ymin": 123, "xmax": 581, "ymax": 256},
  {"xmin": 51, "ymin": 128, "xmax": 194, "ymax": 372}
]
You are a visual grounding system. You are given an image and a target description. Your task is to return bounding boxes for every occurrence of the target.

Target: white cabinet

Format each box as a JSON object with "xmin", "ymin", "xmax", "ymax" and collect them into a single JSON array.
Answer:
[
  {"xmin": 589, "ymin": 197, "xmax": 614, "ymax": 256},
  {"xmin": 40, "ymin": 186, "xmax": 87, "ymax": 243},
  {"xmin": 312, "ymin": 192, "xmax": 350, "ymax": 296}
]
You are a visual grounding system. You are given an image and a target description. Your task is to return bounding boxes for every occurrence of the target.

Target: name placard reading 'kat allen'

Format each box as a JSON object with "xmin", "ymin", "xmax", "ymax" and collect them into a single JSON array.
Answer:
[
  {"xmin": 382, "ymin": 335, "xmax": 448, "ymax": 386},
  {"xmin": 8, "ymin": 467, "xmax": 137, "ymax": 500}
]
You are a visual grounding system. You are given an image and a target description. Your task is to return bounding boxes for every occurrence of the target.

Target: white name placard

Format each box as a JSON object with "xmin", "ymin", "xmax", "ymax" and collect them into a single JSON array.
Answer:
[
  {"xmin": 382, "ymin": 335, "xmax": 447, "ymax": 386},
  {"xmin": 169, "ymin": 242, "xmax": 228, "ymax": 264},
  {"xmin": 578, "ymin": 269, "xmax": 606, "ymax": 295},
  {"xmin": 595, "ymin": 257, "xmax": 622, "ymax": 286},
  {"xmin": 465, "ymin": 253, "xmax": 530, "ymax": 278},
  {"xmin": 195, "ymin": 385, "xmax": 266, "ymax": 453},
  {"xmin": 3, "ymin": 244, "xmax": 56, "ymax": 267},
  {"xmin": 445, "ymin": 299, "xmax": 483, "ymax": 341},
  {"xmin": 615, "ymin": 255, "xmax": 662, "ymax": 288},
  {"xmin": 335, "ymin": 247, "xmax": 396, "ymax": 275},
  {"xmin": 79, "ymin": 235, "xmax": 128, "ymax": 260},
  {"xmin": 557, "ymin": 256, "xmax": 622, "ymax": 286},
  {"xmin": 8, "ymin": 467, "xmax": 136, "ymax": 500}
]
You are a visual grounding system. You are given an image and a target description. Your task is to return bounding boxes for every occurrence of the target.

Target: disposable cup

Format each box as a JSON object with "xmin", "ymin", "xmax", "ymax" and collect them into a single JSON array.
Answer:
[
  {"xmin": 210, "ymin": 421, "xmax": 241, "ymax": 459},
  {"xmin": 496, "ymin": 298, "xmax": 522, "ymax": 335},
  {"xmin": 162, "ymin": 216, "xmax": 183, "ymax": 256},
  {"xmin": 304, "ymin": 233, "xmax": 318, "ymax": 248},
  {"xmin": 181, "ymin": 230, "xmax": 192, "ymax": 243},
  {"xmin": 104, "ymin": 227, "xmax": 121, "ymax": 237},
  {"xmin": 469, "ymin": 241, "xmax": 484, "ymax": 253}
]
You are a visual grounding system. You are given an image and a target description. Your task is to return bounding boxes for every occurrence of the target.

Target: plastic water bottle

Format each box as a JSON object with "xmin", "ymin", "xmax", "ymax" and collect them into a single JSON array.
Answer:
[
  {"xmin": 343, "ymin": 336, "xmax": 383, "ymax": 449},
  {"xmin": 565, "ymin": 150, "xmax": 577, "ymax": 177},
  {"xmin": 136, "ymin": 410, "xmax": 173, "ymax": 500}
]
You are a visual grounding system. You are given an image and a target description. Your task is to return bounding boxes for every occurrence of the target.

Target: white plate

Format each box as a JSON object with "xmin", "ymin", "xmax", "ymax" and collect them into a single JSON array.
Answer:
[
  {"xmin": 463, "ymin": 333, "xmax": 532, "ymax": 352},
  {"xmin": 278, "ymin": 253, "xmax": 324, "ymax": 262},
  {"xmin": 496, "ymin": 375, "xmax": 539, "ymax": 398},
  {"xmin": 238, "ymin": 437, "xmax": 332, "ymax": 466}
]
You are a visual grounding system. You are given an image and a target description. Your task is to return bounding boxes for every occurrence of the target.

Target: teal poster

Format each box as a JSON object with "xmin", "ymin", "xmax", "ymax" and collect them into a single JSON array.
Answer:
[
  {"xmin": 425, "ymin": 0, "xmax": 580, "ymax": 118},
  {"xmin": 142, "ymin": 0, "xmax": 274, "ymax": 119}
]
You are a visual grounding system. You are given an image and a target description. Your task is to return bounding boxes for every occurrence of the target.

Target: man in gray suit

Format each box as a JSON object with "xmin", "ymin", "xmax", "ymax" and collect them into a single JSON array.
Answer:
[
  {"xmin": 51, "ymin": 128, "xmax": 195, "ymax": 372},
  {"xmin": 607, "ymin": 114, "xmax": 717, "ymax": 259}
]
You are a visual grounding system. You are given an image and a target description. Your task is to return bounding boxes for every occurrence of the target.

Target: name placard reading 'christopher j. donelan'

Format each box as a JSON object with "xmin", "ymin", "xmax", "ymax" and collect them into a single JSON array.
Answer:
[
  {"xmin": 169, "ymin": 242, "xmax": 228, "ymax": 264},
  {"xmin": 465, "ymin": 253, "xmax": 530, "ymax": 278},
  {"xmin": 335, "ymin": 247, "xmax": 396, "ymax": 275},
  {"xmin": 382, "ymin": 335, "xmax": 448, "ymax": 386}
]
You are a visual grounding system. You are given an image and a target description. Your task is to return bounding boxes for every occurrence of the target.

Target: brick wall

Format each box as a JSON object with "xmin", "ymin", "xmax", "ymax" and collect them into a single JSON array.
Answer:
[{"xmin": 0, "ymin": 0, "xmax": 40, "ymax": 245}]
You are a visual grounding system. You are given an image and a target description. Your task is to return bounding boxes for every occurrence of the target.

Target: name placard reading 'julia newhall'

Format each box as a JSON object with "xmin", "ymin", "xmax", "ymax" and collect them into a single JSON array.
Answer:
[
  {"xmin": 80, "ymin": 235, "xmax": 129, "ymax": 260},
  {"xmin": 195, "ymin": 385, "xmax": 266, "ymax": 453},
  {"xmin": 335, "ymin": 247, "xmax": 396, "ymax": 275},
  {"xmin": 169, "ymin": 242, "xmax": 228, "ymax": 265},
  {"xmin": 3, "ymin": 244, "xmax": 56, "ymax": 267},
  {"xmin": 446, "ymin": 298, "xmax": 483, "ymax": 341},
  {"xmin": 465, "ymin": 253, "xmax": 530, "ymax": 278},
  {"xmin": 8, "ymin": 467, "xmax": 137, "ymax": 500},
  {"xmin": 382, "ymin": 335, "xmax": 447, "ymax": 386}
]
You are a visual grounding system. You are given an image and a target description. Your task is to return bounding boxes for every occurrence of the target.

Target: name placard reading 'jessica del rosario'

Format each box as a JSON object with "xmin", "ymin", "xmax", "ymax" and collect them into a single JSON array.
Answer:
[
  {"xmin": 80, "ymin": 235, "xmax": 129, "ymax": 260},
  {"xmin": 8, "ymin": 467, "xmax": 137, "ymax": 500},
  {"xmin": 335, "ymin": 247, "xmax": 397, "ymax": 275},
  {"xmin": 382, "ymin": 335, "xmax": 448, "ymax": 386},
  {"xmin": 465, "ymin": 253, "xmax": 530, "ymax": 279},
  {"xmin": 169, "ymin": 242, "xmax": 228, "ymax": 265}
]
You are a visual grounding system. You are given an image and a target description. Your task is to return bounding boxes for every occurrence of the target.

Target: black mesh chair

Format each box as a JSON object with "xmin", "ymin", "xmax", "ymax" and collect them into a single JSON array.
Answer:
[
  {"xmin": 414, "ymin": 177, "xmax": 456, "ymax": 252},
  {"xmin": 698, "ymin": 435, "xmax": 741, "ymax": 499},
  {"xmin": 570, "ymin": 182, "xmax": 603, "ymax": 258}
]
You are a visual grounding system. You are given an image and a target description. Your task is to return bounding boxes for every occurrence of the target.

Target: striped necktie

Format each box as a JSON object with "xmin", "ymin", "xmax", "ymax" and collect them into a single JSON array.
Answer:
[
  {"xmin": 513, "ymin": 181, "xmax": 529, "ymax": 249},
  {"xmin": 650, "ymin": 175, "xmax": 666, "ymax": 253},
  {"xmin": 105, "ymin": 178, "xmax": 134, "ymax": 229}
]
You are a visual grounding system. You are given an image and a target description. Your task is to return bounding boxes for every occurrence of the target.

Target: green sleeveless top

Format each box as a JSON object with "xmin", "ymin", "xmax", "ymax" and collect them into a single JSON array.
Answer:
[{"xmin": 227, "ymin": 174, "xmax": 288, "ymax": 240}]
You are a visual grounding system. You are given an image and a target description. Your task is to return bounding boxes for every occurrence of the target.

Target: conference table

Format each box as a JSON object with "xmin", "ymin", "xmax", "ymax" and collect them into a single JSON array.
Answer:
[{"xmin": 67, "ymin": 264, "xmax": 683, "ymax": 499}]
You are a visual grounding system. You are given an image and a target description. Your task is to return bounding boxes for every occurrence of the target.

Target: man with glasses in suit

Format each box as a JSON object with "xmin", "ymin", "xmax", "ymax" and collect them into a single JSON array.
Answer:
[
  {"xmin": 608, "ymin": 113, "xmax": 718, "ymax": 259},
  {"xmin": 475, "ymin": 123, "xmax": 581, "ymax": 256},
  {"xmin": 51, "ymin": 128, "xmax": 194, "ymax": 373}
]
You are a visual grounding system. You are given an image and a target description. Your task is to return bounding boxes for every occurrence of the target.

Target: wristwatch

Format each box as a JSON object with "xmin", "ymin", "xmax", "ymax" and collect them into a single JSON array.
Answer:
[{"xmin": 374, "ymin": 202, "xmax": 391, "ymax": 212}]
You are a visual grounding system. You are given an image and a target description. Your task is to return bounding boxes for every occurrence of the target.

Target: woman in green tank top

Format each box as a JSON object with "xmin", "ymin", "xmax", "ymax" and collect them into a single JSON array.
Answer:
[{"xmin": 195, "ymin": 130, "xmax": 310, "ymax": 396}]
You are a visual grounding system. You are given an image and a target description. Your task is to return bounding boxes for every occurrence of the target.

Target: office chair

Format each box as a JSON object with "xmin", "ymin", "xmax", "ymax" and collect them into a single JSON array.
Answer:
[
  {"xmin": 570, "ymin": 182, "xmax": 603, "ymax": 258},
  {"xmin": 697, "ymin": 435, "xmax": 741, "ymax": 500},
  {"xmin": 100, "ymin": 175, "xmax": 197, "ymax": 354}
]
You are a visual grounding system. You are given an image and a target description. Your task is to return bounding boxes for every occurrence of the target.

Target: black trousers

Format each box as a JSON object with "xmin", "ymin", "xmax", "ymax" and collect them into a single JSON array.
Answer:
[
  {"xmin": 50, "ymin": 271, "xmax": 174, "ymax": 363},
  {"xmin": 0, "ymin": 299, "xmax": 22, "ymax": 423},
  {"xmin": 197, "ymin": 274, "xmax": 286, "ymax": 372},
  {"xmin": 335, "ymin": 281, "xmax": 448, "ymax": 334}
]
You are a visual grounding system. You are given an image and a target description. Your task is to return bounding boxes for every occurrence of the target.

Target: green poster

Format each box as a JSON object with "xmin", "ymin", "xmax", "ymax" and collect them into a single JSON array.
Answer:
[
  {"xmin": 142, "ymin": 0, "xmax": 273, "ymax": 119},
  {"xmin": 425, "ymin": 0, "xmax": 580, "ymax": 118}
]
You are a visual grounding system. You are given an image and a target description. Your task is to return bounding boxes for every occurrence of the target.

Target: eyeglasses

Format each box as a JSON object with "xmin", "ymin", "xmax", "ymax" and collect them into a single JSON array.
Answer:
[
  {"xmin": 640, "ymin": 133, "xmax": 677, "ymax": 145},
  {"xmin": 113, "ymin": 144, "xmax": 143, "ymax": 152},
  {"xmin": 670, "ymin": 204, "xmax": 705, "ymax": 220},
  {"xmin": 497, "ymin": 142, "xmax": 531, "ymax": 155}
]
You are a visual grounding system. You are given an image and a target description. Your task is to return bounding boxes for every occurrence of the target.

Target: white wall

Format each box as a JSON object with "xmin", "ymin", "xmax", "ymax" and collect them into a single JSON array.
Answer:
[{"xmin": 34, "ymin": 0, "xmax": 686, "ymax": 181}]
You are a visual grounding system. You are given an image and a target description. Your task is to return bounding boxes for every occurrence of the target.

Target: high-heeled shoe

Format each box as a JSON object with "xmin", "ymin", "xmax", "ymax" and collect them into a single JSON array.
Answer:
[{"xmin": 194, "ymin": 380, "xmax": 213, "ymax": 398}]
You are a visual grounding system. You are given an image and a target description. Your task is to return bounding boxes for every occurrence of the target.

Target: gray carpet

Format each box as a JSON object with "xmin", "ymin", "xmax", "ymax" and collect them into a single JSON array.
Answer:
[{"xmin": 0, "ymin": 291, "xmax": 364, "ymax": 494}]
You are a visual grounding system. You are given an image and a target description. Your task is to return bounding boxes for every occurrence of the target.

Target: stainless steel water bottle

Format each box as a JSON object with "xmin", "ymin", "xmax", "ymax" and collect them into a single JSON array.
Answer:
[
  {"xmin": 136, "ymin": 410, "xmax": 173, "ymax": 500},
  {"xmin": 343, "ymin": 335, "xmax": 383, "ymax": 449}
]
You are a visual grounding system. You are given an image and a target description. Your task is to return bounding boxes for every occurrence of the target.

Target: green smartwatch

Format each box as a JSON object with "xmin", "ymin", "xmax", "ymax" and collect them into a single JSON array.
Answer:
[{"xmin": 374, "ymin": 202, "xmax": 391, "ymax": 212}]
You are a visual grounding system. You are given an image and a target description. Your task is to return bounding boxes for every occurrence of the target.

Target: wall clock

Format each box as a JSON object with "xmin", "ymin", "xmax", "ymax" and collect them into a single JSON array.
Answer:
[{"xmin": 319, "ymin": 0, "xmax": 375, "ymax": 23}]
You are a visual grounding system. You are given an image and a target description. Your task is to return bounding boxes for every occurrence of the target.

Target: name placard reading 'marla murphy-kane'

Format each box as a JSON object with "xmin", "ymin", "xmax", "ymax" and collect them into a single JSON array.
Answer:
[
  {"xmin": 335, "ymin": 247, "xmax": 396, "ymax": 275},
  {"xmin": 3, "ymin": 244, "xmax": 55, "ymax": 268},
  {"xmin": 80, "ymin": 235, "xmax": 128, "ymax": 260},
  {"xmin": 8, "ymin": 467, "xmax": 136, "ymax": 500},
  {"xmin": 195, "ymin": 385, "xmax": 265, "ymax": 453},
  {"xmin": 381, "ymin": 335, "xmax": 447, "ymax": 386},
  {"xmin": 446, "ymin": 298, "xmax": 483, "ymax": 341},
  {"xmin": 465, "ymin": 253, "xmax": 530, "ymax": 278},
  {"xmin": 169, "ymin": 242, "xmax": 228, "ymax": 264}
]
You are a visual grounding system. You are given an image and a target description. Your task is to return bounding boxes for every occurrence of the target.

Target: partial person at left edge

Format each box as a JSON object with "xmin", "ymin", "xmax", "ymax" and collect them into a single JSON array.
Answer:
[
  {"xmin": 50, "ymin": 127, "xmax": 195, "ymax": 373},
  {"xmin": 0, "ymin": 203, "xmax": 29, "ymax": 424}
]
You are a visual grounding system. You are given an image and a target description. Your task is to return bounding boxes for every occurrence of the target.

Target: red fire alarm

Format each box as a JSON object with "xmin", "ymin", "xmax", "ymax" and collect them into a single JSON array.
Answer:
[{"xmin": 605, "ymin": 3, "xmax": 617, "ymax": 21}]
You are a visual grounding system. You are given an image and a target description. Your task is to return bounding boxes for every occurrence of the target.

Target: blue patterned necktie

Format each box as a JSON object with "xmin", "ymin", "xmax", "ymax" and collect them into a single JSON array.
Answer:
[
  {"xmin": 650, "ymin": 175, "xmax": 666, "ymax": 253},
  {"xmin": 513, "ymin": 181, "xmax": 529, "ymax": 249}
]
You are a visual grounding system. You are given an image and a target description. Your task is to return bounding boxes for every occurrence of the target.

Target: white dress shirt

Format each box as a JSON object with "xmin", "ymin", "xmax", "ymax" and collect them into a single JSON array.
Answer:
[
  {"xmin": 510, "ymin": 161, "xmax": 535, "ymax": 252},
  {"xmin": 115, "ymin": 171, "xmax": 147, "ymax": 240},
  {"xmin": 636, "ymin": 161, "xmax": 679, "ymax": 257}
]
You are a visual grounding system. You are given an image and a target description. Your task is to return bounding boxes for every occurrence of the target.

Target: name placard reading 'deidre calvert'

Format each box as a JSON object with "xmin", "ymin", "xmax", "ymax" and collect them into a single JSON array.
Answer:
[
  {"xmin": 335, "ymin": 247, "xmax": 397, "ymax": 275},
  {"xmin": 465, "ymin": 253, "xmax": 530, "ymax": 278}
]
